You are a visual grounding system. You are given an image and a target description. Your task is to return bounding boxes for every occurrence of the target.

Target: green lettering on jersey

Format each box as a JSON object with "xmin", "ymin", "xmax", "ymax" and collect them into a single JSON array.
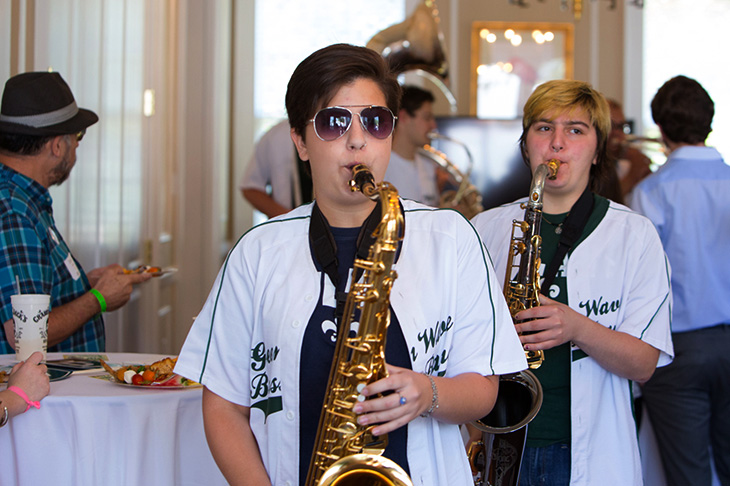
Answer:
[{"xmin": 579, "ymin": 296, "xmax": 621, "ymax": 319}]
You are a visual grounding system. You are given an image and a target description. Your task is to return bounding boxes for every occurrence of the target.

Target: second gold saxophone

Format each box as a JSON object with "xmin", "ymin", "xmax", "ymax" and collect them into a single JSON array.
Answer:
[
  {"xmin": 468, "ymin": 159, "xmax": 559, "ymax": 486},
  {"xmin": 504, "ymin": 158, "xmax": 560, "ymax": 369},
  {"xmin": 305, "ymin": 164, "xmax": 413, "ymax": 486}
]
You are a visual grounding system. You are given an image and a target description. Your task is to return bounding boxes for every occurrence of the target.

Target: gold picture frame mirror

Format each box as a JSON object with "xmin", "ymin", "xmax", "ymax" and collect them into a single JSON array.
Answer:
[{"xmin": 470, "ymin": 22, "xmax": 574, "ymax": 119}]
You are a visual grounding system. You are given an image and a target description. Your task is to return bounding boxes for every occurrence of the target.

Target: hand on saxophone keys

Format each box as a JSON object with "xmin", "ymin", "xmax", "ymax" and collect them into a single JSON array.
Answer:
[
  {"xmin": 512, "ymin": 294, "xmax": 593, "ymax": 352},
  {"xmin": 351, "ymin": 364, "xmax": 434, "ymax": 437}
]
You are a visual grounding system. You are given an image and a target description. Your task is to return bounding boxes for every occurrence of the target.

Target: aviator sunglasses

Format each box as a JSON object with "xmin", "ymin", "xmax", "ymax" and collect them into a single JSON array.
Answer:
[{"xmin": 308, "ymin": 105, "xmax": 397, "ymax": 142}]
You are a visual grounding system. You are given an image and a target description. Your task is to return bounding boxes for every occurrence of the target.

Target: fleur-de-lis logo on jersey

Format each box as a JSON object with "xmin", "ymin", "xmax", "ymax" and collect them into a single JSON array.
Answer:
[{"xmin": 321, "ymin": 319, "xmax": 359, "ymax": 343}]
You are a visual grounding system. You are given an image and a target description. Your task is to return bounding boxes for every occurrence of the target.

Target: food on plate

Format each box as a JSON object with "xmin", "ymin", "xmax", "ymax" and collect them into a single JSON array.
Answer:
[
  {"xmin": 100, "ymin": 357, "xmax": 200, "ymax": 387},
  {"xmin": 123, "ymin": 265, "xmax": 162, "ymax": 275},
  {"xmin": 0, "ymin": 370, "xmax": 7, "ymax": 383},
  {"xmin": 149, "ymin": 356, "xmax": 176, "ymax": 376}
]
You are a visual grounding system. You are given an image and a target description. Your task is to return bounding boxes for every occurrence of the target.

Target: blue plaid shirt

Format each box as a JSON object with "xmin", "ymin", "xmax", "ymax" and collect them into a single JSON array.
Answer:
[{"xmin": 0, "ymin": 164, "xmax": 104, "ymax": 354}]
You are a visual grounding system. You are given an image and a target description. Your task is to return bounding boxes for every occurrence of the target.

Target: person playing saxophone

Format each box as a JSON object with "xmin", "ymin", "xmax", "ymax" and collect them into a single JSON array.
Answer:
[
  {"xmin": 471, "ymin": 80, "xmax": 673, "ymax": 486},
  {"xmin": 174, "ymin": 44, "xmax": 526, "ymax": 486}
]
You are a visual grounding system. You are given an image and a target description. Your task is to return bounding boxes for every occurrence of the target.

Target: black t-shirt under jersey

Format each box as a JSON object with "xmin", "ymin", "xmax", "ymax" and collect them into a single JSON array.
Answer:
[{"xmin": 299, "ymin": 224, "xmax": 411, "ymax": 484}]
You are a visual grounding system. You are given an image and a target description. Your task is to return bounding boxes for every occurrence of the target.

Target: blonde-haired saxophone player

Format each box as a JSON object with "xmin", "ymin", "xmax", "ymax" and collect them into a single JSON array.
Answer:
[
  {"xmin": 174, "ymin": 43, "xmax": 526, "ymax": 486},
  {"xmin": 471, "ymin": 80, "xmax": 673, "ymax": 486}
]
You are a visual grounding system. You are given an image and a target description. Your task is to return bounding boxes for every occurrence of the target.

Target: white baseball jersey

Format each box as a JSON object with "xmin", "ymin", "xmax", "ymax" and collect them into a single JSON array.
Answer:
[
  {"xmin": 472, "ymin": 198, "xmax": 674, "ymax": 486},
  {"xmin": 176, "ymin": 199, "xmax": 527, "ymax": 486}
]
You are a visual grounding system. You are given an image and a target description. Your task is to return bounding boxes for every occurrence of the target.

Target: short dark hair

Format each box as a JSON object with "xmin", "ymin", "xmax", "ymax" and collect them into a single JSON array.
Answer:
[
  {"xmin": 651, "ymin": 75, "xmax": 713, "ymax": 145},
  {"xmin": 519, "ymin": 80, "xmax": 612, "ymax": 194},
  {"xmin": 285, "ymin": 44, "xmax": 401, "ymax": 140},
  {"xmin": 399, "ymin": 85, "xmax": 434, "ymax": 117},
  {"xmin": 0, "ymin": 132, "xmax": 54, "ymax": 156}
]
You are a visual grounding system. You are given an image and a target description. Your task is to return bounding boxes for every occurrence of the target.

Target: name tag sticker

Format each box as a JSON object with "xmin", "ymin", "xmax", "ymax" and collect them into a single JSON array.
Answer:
[{"xmin": 64, "ymin": 254, "xmax": 81, "ymax": 280}]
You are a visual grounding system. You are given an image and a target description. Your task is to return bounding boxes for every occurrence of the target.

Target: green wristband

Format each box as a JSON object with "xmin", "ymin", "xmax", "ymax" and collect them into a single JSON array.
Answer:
[{"xmin": 90, "ymin": 289, "xmax": 107, "ymax": 313}]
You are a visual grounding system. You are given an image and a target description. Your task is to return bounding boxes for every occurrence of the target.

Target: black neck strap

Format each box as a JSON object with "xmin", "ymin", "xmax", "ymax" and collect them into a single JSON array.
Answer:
[
  {"xmin": 309, "ymin": 202, "xmax": 391, "ymax": 321},
  {"xmin": 541, "ymin": 187, "xmax": 594, "ymax": 291}
]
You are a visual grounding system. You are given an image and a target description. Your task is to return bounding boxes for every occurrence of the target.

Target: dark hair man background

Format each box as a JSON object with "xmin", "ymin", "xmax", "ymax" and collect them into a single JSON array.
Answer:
[{"xmin": 630, "ymin": 75, "xmax": 730, "ymax": 486}]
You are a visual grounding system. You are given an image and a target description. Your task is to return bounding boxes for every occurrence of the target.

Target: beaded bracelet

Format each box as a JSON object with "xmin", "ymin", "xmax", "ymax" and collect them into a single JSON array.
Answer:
[{"xmin": 420, "ymin": 374, "xmax": 439, "ymax": 418}]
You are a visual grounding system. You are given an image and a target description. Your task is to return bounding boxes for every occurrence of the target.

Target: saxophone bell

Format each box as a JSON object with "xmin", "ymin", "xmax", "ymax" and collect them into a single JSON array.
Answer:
[
  {"xmin": 468, "ymin": 370, "xmax": 544, "ymax": 486},
  {"xmin": 318, "ymin": 454, "xmax": 414, "ymax": 486}
]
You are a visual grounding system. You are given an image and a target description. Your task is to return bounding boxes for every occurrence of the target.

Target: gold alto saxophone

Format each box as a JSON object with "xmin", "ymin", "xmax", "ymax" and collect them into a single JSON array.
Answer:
[
  {"xmin": 468, "ymin": 159, "xmax": 560, "ymax": 486},
  {"xmin": 503, "ymin": 158, "xmax": 560, "ymax": 370},
  {"xmin": 305, "ymin": 164, "xmax": 413, "ymax": 486}
]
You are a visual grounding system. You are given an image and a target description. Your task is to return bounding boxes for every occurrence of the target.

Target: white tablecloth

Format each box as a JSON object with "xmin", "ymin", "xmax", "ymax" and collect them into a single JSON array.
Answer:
[{"xmin": 0, "ymin": 352, "xmax": 227, "ymax": 486}]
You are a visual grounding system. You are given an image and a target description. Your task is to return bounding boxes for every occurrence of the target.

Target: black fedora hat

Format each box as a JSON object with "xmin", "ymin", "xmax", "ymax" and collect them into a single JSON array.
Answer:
[{"xmin": 0, "ymin": 72, "xmax": 98, "ymax": 136}]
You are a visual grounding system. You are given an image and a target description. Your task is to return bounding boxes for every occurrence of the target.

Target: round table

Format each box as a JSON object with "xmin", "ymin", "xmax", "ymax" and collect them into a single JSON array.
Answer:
[{"xmin": 0, "ymin": 352, "xmax": 226, "ymax": 486}]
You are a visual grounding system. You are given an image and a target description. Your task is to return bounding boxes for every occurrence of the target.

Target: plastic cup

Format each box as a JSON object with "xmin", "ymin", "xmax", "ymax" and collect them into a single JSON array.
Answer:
[{"xmin": 11, "ymin": 294, "xmax": 51, "ymax": 361}]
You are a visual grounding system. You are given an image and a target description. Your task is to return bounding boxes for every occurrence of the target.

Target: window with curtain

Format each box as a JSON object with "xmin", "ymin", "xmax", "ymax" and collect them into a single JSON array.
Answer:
[
  {"xmin": 248, "ymin": 1, "xmax": 406, "ymax": 226},
  {"xmin": 254, "ymin": 0, "xmax": 406, "ymax": 136},
  {"xmin": 2, "ymin": 0, "xmax": 150, "ymax": 351}
]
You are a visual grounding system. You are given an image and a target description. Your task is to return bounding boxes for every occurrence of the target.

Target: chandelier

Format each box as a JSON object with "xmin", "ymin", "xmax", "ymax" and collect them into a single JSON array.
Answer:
[{"xmin": 508, "ymin": 0, "xmax": 644, "ymax": 20}]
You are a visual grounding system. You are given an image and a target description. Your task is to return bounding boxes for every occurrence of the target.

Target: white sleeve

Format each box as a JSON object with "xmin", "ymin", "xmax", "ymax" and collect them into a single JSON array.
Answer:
[
  {"xmin": 450, "ymin": 216, "xmax": 527, "ymax": 377},
  {"xmin": 618, "ymin": 216, "xmax": 674, "ymax": 366},
  {"xmin": 471, "ymin": 206, "xmax": 515, "ymax": 277}
]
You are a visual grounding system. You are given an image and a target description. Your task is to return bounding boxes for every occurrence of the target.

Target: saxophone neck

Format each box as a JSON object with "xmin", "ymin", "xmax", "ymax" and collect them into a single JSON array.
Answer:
[{"xmin": 527, "ymin": 159, "xmax": 560, "ymax": 209}]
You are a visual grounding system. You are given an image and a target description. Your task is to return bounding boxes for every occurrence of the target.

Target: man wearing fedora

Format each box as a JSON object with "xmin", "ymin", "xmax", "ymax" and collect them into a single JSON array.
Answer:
[{"xmin": 0, "ymin": 72, "xmax": 152, "ymax": 354}]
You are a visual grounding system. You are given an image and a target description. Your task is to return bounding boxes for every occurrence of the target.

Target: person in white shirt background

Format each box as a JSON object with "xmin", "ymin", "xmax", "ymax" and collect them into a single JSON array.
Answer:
[
  {"xmin": 386, "ymin": 85, "xmax": 440, "ymax": 207},
  {"xmin": 240, "ymin": 119, "xmax": 313, "ymax": 219}
]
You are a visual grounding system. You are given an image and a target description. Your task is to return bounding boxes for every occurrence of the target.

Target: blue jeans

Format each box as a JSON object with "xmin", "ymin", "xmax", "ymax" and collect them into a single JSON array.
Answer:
[{"xmin": 519, "ymin": 443, "xmax": 571, "ymax": 486}]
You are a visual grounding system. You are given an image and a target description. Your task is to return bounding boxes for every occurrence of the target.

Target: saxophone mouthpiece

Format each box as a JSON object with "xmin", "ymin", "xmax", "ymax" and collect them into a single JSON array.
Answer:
[
  {"xmin": 349, "ymin": 164, "xmax": 378, "ymax": 198},
  {"xmin": 546, "ymin": 159, "xmax": 561, "ymax": 180}
]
